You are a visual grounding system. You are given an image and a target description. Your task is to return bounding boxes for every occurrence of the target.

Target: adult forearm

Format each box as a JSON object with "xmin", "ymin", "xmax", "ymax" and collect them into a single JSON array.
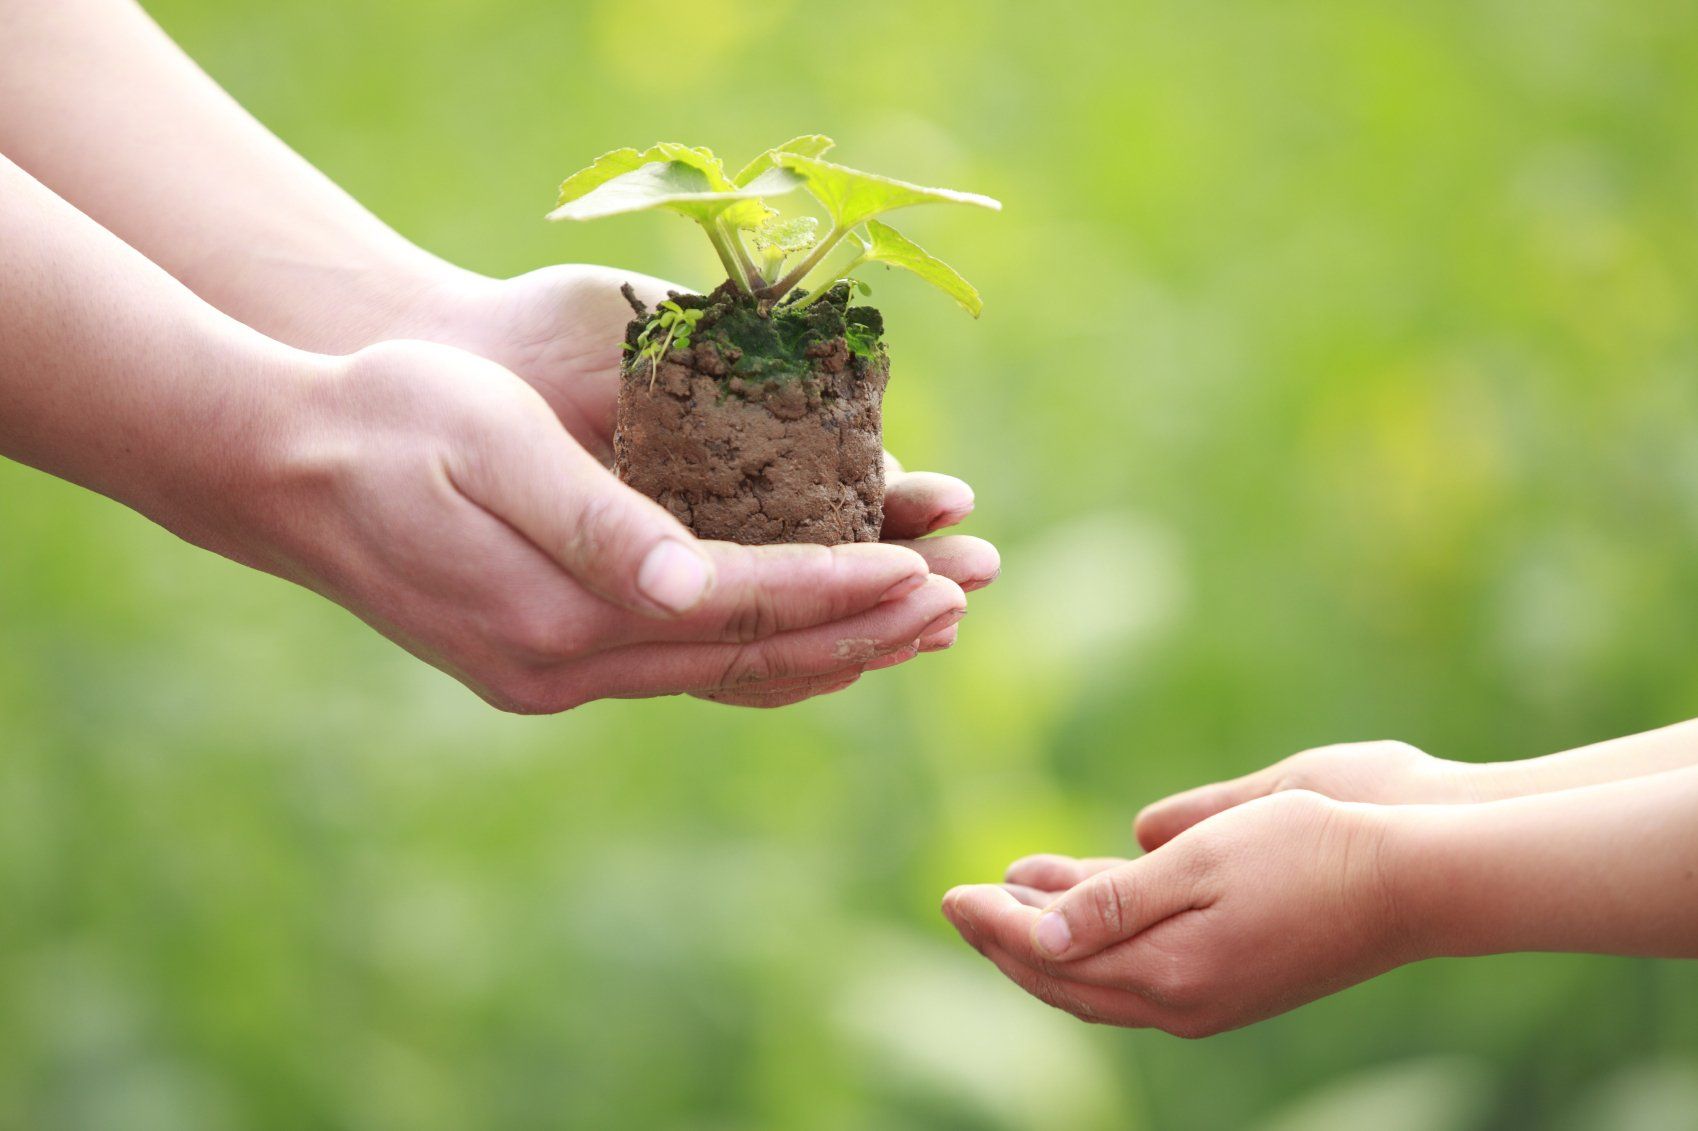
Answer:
[
  {"xmin": 0, "ymin": 0, "xmax": 469, "ymax": 352},
  {"xmin": 0, "ymin": 154, "xmax": 311, "ymax": 552},
  {"xmin": 1393, "ymin": 762, "xmax": 1698, "ymax": 960}
]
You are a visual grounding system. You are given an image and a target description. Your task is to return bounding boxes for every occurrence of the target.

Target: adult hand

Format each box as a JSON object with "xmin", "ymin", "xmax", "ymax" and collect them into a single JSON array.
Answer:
[
  {"xmin": 412, "ymin": 264, "xmax": 1001, "ymax": 653},
  {"xmin": 239, "ymin": 339, "xmax": 967, "ymax": 712},
  {"xmin": 941, "ymin": 791, "xmax": 1409, "ymax": 1037}
]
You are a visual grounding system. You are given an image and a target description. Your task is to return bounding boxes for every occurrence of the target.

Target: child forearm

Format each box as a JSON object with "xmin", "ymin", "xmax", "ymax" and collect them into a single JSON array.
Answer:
[
  {"xmin": 1460, "ymin": 718, "xmax": 1698, "ymax": 801},
  {"xmin": 1395, "ymin": 762, "xmax": 1698, "ymax": 959}
]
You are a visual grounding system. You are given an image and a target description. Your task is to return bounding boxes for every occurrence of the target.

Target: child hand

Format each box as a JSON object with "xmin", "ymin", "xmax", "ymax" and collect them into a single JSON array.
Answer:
[
  {"xmin": 1132, "ymin": 740, "xmax": 1473, "ymax": 850},
  {"xmin": 942, "ymin": 790, "xmax": 1410, "ymax": 1037}
]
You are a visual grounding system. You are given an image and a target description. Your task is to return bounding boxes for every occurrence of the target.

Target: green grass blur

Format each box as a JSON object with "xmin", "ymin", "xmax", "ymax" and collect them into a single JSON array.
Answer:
[{"xmin": 5, "ymin": 1, "xmax": 1698, "ymax": 1127}]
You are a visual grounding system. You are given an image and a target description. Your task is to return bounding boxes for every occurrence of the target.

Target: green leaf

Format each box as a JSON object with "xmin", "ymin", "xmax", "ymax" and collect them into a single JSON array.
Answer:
[
  {"xmin": 733, "ymin": 135, "xmax": 836, "ymax": 188},
  {"xmin": 556, "ymin": 143, "xmax": 731, "ymax": 202},
  {"xmin": 750, "ymin": 215, "xmax": 821, "ymax": 255},
  {"xmin": 547, "ymin": 161, "xmax": 801, "ymax": 224},
  {"xmin": 776, "ymin": 154, "xmax": 1000, "ymax": 231},
  {"xmin": 550, "ymin": 141, "xmax": 801, "ymax": 226},
  {"xmin": 852, "ymin": 219, "xmax": 985, "ymax": 317}
]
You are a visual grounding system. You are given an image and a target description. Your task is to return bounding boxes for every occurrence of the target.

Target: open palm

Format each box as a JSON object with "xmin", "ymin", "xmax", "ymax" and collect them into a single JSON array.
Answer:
[{"xmin": 432, "ymin": 263, "xmax": 1000, "ymax": 702}]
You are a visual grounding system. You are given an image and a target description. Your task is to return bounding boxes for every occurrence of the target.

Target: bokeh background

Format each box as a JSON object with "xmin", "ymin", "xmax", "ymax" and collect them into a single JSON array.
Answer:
[{"xmin": 6, "ymin": 0, "xmax": 1698, "ymax": 1127}]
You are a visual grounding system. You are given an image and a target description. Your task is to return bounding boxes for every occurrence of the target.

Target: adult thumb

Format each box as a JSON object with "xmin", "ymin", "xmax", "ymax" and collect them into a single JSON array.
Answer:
[{"xmin": 454, "ymin": 409, "xmax": 716, "ymax": 618}]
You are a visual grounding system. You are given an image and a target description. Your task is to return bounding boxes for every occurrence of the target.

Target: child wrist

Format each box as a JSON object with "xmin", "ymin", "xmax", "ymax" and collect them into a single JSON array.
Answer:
[{"xmin": 1370, "ymin": 804, "xmax": 1475, "ymax": 962}]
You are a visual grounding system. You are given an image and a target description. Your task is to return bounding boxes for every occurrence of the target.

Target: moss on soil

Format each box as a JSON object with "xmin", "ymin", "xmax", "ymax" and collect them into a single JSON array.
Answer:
[{"xmin": 624, "ymin": 280, "xmax": 886, "ymax": 387}]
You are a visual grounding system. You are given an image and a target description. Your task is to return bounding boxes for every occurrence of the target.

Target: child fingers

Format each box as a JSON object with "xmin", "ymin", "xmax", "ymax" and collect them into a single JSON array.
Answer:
[
  {"xmin": 942, "ymin": 884, "xmax": 1041, "ymax": 956},
  {"xmin": 1030, "ymin": 853, "xmax": 1205, "ymax": 963},
  {"xmin": 1004, "ymin": 854, "xmax": 1129, "ymax": 890},
  {"xmin": 946, "ymin": 885, "xmax": 1208, "ymax": 1021},
  {"xmin": 1134, "ymin": 773, "xmax": 1276, "ymax": 851},
  {"xmin": 975, "ymin": 942, "xmax": 1167, "ymax": 1029},
  {"xmin": 1002, "ymin": 883, "xmax": 1059, "ymax": 908}
]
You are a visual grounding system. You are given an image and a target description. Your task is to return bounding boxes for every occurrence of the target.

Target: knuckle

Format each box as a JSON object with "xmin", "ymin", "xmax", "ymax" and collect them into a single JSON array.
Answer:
[
  {"xmin": 722, "ymin": 587, "xmax": 782, "ymax": 645},
  {"xmin": 715, "ymin": 641, "xmax": 788, "ymax": 688},
  {"xmin": 564, "ymin": 491, "xmax": 619, "ymax": 565},
  {"xmin": 1263, "ymin": 783, "xmax": 1328, "ymax": 810},
  {"xmin": 486, "ymin": 673, "xmax": 583, "ymax": 715},
  {"xmin": 496, "ymin": 608, "xmax": 583, "ymax": 665},
  {"xmin": 1030, "ymin": 976, "xmax": 1098, "ymax": 1023},
  {"xmin": 695, "ymin": 688, "xmax": 789, "ymax": 710},
  {"xmin": 1153, "ymin": 963, "xmax": 1208, "ymax": 1010},
  {"xmin": 1088, "ymin": 874, "xmax": 1130, "ymax": 937},
  {"xmin": 1364, "ymin": 739, "xmax": 1426, "ymax": 768},
  {"xmin": 1277, "ymin": 740, "xmax": 1430, "ymax": 803},
  {"xmin": 1270, "ymin": 749, "xmax": 1328, "ymax": 793},
  {"xmin": 1164, "ymin": 1016, "xmax": 1223, "ymax": 1041}
]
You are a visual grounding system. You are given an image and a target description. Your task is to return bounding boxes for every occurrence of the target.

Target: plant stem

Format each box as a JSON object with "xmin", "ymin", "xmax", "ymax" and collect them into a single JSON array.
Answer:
[
  {"xmin": 790, "ymin": 255, "xmax": 868, "ymax": 311},
  {"xmin": 718, "ymin": 219, "xmax": 764, "ymax": 293},
  {"xmin": 761, "ymin": 225, "xmax": 850, "ymax": 301},
  {"xmin": 702, "ymin": 222, "xmax": 754, "ymax": 296}
]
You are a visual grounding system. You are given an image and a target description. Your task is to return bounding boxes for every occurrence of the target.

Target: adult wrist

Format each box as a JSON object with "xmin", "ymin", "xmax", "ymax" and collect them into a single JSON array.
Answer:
[
  {"xmin": 351, "ymin": 256, "xmax": 498, "ymax": 347},
  {"xmin": 134, "ymin": 338, "xmax": 335, "ymax": 569},
  {"xmin": 216, "ymin": 240, "xmax": 497, "ymax": 357}
]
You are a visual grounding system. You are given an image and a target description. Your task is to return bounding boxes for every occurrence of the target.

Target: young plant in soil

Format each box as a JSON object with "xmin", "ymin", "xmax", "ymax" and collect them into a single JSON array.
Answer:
[{"xmin": 547, "ymin": 137, "xmax": 999, "ymax": 545}]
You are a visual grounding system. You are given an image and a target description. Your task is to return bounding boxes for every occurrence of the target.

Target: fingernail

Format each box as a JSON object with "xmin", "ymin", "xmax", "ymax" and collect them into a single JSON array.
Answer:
[
  {"xmin": 636, "ymin": 540, "xmax": 714, "ymax": 614},
  {"xmin": 1035, "ymin": 912, "xmax": 1072, "ymax": 958},
  {"xmin": 918, "ymin": 606, "xmax": 966, "ymax": 638},
  {"xmin": 880, "ymin": 573, "xmax": 927, "ymax": 603},
  {"xmin": 863, "ymin": 644, "xmax": 919, "ymax": 672},
  {"xmin": 918, "ymin": 626, "xmax": 959, "ymax": 652},
  {"xmin": 926, "ymin": 506, "xmax": 974, "ymax": 534}
]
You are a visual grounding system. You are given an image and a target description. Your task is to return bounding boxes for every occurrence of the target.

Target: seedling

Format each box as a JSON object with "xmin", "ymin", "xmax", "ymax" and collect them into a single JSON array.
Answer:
[
  {"xmin": 625, "ymin": 300, "xmax": 703, "ymax": 387},
  {"xmin": 549, "ymin": 137, "xmax": 999, "ymax": 313},
  {"xmin": 547, "ymin": 137, "xmax": 999, "ymax": 546}
]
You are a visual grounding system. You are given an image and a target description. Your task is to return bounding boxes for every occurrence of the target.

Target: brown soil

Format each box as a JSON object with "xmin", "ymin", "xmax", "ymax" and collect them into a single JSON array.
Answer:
[{"xmin": 612, "ymin": 284, "xmax": 889, "ymax": 545}]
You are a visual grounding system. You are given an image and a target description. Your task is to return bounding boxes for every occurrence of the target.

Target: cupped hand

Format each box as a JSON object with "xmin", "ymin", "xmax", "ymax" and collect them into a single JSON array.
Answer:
[
  {"xmin": 418, "ymin": 264, "xmax": 1000, "ymax": 673},
  {"xmin": 242, "ymin": 339, "xmax": 969, "ymax": 712},
  {"xmin": 941, "ymin": 790, "xmax": 1411, "ymax": 1037},
  {"xmin": 1132, "ymin": 740, "xmax": 1473, "ymax": 850}
]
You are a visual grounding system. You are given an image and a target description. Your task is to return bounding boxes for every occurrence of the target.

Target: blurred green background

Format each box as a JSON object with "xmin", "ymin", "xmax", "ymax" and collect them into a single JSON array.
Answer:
[{"xmin": 5, "ymin": 0, "xmax": 1698, "ymax": 1127}]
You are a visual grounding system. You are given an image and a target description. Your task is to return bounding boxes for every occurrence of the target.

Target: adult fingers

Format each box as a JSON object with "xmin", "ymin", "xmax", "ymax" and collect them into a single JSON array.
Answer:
[
  {"xmin": 547, "ymin": 575, "xmax": 966, "ymax": 705},
  {"xmin": 449, "ymin": 414, "xmax": 718, "ymax": 618},
  {"xmin": 1004, "ymin": 855, "xmax": 1129, "ymax": 891},
  {"xmin": 919, "ymin": 624, "xmax": 959, "ymax": 653},
  {"xmin": 883, "ymin": 463, "xmax": 976, "ymax": 540},
  {"xmin": 1029, "ymin": 851, "xmax": 1208, "ymax": 962},
  {"xmin": 693, "ymin": 670, "xmax": 862, "ymax": 709},
  {"xmin": 891, "ymin": 534, "xmax": 1001, "ymax": 593},
  {"xmin": 617, "ymin": 541, "xmax": 933, "ymax": 648}
]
